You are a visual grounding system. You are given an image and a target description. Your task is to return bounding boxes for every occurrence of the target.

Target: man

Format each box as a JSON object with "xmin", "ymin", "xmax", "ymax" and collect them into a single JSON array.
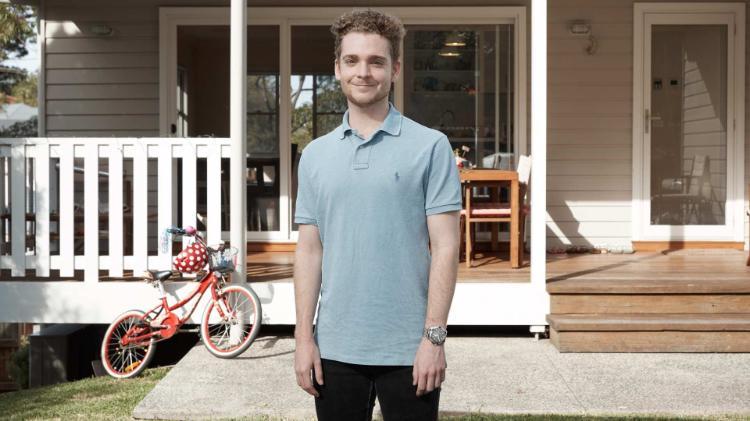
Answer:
[{"xmin": 293, "ymin": 9, "xmax": 461, "ymax": 420}]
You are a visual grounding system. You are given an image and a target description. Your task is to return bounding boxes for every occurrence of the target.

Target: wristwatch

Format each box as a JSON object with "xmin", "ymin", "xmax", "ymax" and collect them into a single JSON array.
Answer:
[{"xmin": 423, "ymin": 326, "xmax": 448, "ymax": 346}]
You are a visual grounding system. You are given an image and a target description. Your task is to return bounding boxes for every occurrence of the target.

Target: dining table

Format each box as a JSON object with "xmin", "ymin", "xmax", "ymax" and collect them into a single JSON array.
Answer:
[{"xmin": 459, "ymin": 168, "xmax": 522, "ymax": 268}]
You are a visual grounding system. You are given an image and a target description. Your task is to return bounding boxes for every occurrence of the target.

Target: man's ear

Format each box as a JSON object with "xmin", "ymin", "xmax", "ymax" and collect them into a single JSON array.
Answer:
[
  {"xmin": 391, "ymin": 59, "xmax": 401, "ymax": 83},
  {"xmin": 334, "ymin": 59, "xmax": 341, "ymax": 81}
]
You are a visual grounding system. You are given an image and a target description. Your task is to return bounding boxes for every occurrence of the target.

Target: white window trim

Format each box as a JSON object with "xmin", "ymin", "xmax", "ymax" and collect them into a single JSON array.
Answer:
[
  {"xmin": 632, "ymin": 2, "xmax": 745, "ymax": 242},
  {"xmin": 159, "ymin": 6, "xmax": 528, "ymax": 242}
]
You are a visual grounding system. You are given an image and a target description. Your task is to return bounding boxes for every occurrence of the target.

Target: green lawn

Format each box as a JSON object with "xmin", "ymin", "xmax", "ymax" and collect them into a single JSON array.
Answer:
[
  {"xmin": 0, "ymin": 370, "xmax": 745, "ymax": 421},
  {"xmin": 0, "ymin": 367, "xmax": 169, "ymax": 420}
]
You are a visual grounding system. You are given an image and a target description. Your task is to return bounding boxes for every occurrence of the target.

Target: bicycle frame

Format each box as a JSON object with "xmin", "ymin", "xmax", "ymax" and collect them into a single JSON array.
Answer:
[
  {"xmin": 121, "ymin": 232, "xmax": 234, "ymax": 347},
  {"xmin": 122, "ymin": 271, "xmax": 233, "ymax": 346}
]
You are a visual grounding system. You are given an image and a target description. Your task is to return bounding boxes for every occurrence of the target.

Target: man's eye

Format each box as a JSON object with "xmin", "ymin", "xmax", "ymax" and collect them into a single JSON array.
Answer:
[{"xmin": 344, "ymin": 58, "xmax": 356, "ymax": 64}]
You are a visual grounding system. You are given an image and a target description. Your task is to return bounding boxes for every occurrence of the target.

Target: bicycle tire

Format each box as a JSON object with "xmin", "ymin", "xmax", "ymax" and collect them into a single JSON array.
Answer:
[
  {"xmin": 100, "ymin": 310, "xmax": 157, "ymax": 378},
  {"xmin": 200, "ymin": 285, "xmax": 262, "ymax": 358}
]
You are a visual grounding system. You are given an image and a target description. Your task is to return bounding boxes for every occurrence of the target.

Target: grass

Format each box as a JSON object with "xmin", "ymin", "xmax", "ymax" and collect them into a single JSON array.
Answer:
[
  {"xmin": 0, "ymin": 366, "xmax": 169, "ymax": 421},
  {"xmin": 440, "ymin": 416, "xmax": 749, "ymax": 421}
]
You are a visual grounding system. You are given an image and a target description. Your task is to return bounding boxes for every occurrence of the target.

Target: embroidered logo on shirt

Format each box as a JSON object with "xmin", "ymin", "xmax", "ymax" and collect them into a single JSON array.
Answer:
[{"xmin": 394, "ymin": 171, "xmax": 400, "ymax": 181}]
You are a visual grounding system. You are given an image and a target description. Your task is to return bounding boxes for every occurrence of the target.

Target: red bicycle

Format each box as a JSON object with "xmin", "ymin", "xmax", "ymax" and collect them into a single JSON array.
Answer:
[{"xmin": 100, "ymin": 226, "xmax": 262, "ymax": 378}]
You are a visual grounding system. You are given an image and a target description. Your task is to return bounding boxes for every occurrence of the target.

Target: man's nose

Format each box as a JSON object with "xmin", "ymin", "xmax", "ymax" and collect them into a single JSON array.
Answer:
[{"xmin": 355, "ymin": 61, "xmax": 371, "ymax": 78}]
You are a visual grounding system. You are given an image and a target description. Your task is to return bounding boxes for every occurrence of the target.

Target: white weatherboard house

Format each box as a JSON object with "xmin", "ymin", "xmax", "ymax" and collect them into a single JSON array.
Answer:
[{"xmin": 0, "ymin": 0, "xmax": 749, "ymax": 353}]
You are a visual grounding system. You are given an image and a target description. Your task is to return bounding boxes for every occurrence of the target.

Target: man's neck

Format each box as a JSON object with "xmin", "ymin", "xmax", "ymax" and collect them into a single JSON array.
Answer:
[{"xmin": 346, "ymin": 100, "xmax": 390, "ymax": 140}]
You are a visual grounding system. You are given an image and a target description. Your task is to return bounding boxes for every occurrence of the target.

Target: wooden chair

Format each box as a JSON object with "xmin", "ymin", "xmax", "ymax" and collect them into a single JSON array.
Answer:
[
  {"xmin": 653, "ymin": 155, "xmax": 720, "ymax": 225},
  {"xmin": 747, "ymin": 183, "xmax": 749, "ymax": 266},
  {"xmin": 461, "ymin": 155, "xmax": 531, "ymax": 268}
]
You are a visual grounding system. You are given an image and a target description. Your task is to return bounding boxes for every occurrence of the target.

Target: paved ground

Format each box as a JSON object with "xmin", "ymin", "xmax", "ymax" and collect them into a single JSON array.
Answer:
[{"xmin": 133, "ymin": 335, "xmax": 750, "ymax": 420}]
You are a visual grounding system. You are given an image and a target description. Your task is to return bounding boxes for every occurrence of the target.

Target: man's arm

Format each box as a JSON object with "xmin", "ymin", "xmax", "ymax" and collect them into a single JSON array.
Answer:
[
  {"xmin": 413, "ymin": 210, "xmax": 460, "ymax": 396},
  {"xmin": 294, "ymin": 224, "xmax": 324, "ymax": 397}
]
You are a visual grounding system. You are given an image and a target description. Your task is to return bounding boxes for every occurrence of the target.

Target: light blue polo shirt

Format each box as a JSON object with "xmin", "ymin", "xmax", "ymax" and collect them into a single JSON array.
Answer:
[{"xmin": 294, "ymin": 103, "xmax": 461, "ymax": 366}]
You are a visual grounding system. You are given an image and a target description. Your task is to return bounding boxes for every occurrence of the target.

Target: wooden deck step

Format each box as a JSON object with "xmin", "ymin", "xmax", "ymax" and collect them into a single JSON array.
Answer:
[
  {"xmin": 547, "ymin": 278, "xmax": 750, "ymax": 294},
  {"xmin": 551, "ymin": 293, "xmax": 750, "ymax": 314},
  {"xmin": 547, "ymin": 314, "xmax": 750, "ymax": 352}
]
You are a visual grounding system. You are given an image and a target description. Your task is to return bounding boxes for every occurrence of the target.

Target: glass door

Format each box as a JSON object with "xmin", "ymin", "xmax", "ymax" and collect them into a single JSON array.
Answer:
[
  {"xmin": 639, "ymin": 10, "xmax": 740, "ymax": 241},
  {"xmin": 175, "ymin": 24, "xmax": 281, "ymax": 235},
  {"xmin": 403, "ymin": 24, "xmax": 515, "ymax": 243},
  {"xmin": 289, "ymin": 26, "xmax": 347, "ymax": 233}
]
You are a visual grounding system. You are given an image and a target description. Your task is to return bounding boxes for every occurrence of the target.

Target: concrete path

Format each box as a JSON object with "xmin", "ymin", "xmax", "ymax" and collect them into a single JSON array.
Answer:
[{"xmin": 133, "ymin": 335, "xmax": 750, "ymax": 420}]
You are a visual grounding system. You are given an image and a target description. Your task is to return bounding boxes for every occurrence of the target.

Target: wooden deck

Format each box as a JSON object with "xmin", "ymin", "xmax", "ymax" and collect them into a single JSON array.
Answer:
[
  {"xmin": 2, "ymin": 248, "xmax": 747, "ymax": 283},
  {"xmin": 241, "ymin": 248, "xmax": 750, "ymax": 284},
  {"xmin": 541, "ymin": 249, "xmax": 750, "ymax": 353}
]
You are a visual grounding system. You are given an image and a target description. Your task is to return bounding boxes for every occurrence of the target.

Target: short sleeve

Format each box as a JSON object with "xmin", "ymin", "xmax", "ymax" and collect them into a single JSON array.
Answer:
[
  {"xmin": 294, "ymin": 150, "xmax": 318, "ymax": 225},
  {"xmin": 425, "ymin": 135, "xmax": 462, "ymax": 216}
]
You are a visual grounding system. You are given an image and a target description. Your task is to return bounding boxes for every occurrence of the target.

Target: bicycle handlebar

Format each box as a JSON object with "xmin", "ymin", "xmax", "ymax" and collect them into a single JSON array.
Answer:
[{"xmin": 166, "ymin": 226, "xmax": 196, "ymax": 236}]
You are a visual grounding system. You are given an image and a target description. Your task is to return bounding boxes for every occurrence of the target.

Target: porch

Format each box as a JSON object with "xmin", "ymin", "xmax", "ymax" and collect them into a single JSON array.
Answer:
[{"xmin": 240, "ymin": 248, "xmax": 750, "ymax": 352}]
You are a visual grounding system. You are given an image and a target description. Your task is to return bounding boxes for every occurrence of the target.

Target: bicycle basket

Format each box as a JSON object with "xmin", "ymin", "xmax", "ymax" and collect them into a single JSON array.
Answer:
[{"xmin": 209, "ymin": 246, "xmax": 238, "ymax": 273}]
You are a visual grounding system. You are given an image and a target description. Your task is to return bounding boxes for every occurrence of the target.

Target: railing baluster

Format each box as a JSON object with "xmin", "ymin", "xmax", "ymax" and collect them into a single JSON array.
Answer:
[
  {"xmin": 132, "ymin": 142, "xmax": 148, "ymax": 274},
  {"xmin": 158, "ymin": 142, "xmax": 173, "ymax": 268},
  {"xmin": 59, "ymin": 144, "xmax": 74, "ymax": 277},
  {"xmin": 84, "ymin": 143, "xmax": 99, "ymax": 283},
  {"xmin": 181, "ymin": 140, "xmax": 197, "ymax": 249},
  {"xmin": 10, "ymin": 144, "xmax": 25, "ymax": 277},
  {"xmin": 34, "ymin": 142, "xmax": 50, "ymax": 277},
  {"xmin": 207, "ymin": 142, "xmax": 221, "ymax": 245},
  {"xmin": 0, "ymin": 156, "xmax": 6, "ymax": 256},
  {"xmin": 108, "ymin": 142, "xmax": 124, "ymax": 277}
]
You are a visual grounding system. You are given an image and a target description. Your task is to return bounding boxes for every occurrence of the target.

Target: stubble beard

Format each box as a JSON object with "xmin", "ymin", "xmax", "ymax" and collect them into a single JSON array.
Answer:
[{"xmin": 343, "ymin": 82, "xmax": 391, "ymax": 109}]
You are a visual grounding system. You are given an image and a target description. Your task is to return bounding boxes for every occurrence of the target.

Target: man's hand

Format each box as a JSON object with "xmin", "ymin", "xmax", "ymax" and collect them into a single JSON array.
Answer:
[
  {"xmin": 412, "ymin": 337, "xmax": 446, "ymax": 396},
  {"xmin": 294, "ymin": 338, "xmax": 324, "ymax": 397}
]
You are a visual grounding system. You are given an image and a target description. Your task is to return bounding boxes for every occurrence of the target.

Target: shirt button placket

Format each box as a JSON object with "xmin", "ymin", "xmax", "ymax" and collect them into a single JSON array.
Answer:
[{"xmin": 352, "ymin": 142, "xmax": 370, "ymax": 170}]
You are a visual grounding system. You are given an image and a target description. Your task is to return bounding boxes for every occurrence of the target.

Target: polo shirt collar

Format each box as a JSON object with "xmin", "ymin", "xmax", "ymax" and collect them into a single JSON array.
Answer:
[{"xmin": 338, "ymin": 102, "xmax": 403, "ymax": 140}]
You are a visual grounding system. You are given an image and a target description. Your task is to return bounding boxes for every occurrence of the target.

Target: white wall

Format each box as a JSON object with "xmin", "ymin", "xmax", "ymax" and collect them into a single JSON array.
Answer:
[{"xmin": 548, "ymin": 0, "xmax": 749, "ymax": 249}]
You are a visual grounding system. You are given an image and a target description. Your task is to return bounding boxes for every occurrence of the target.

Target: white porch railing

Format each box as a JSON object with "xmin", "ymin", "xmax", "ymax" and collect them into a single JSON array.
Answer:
[{"xmin": 0, "ymin": 138, "xmax": 232, "ymax": 283}]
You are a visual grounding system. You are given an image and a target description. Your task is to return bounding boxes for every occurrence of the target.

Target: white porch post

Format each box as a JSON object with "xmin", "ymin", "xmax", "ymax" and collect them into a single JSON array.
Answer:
[
  {"xmin": 530, "ymin": 0, "xmax": 550, "ymax": 327},
  {"xmin": 230, "ymin": 0, "xmax": 248, "ymax": 282}
]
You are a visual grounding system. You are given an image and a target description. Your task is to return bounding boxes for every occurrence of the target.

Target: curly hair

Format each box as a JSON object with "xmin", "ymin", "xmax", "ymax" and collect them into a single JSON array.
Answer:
[{"xmin": 330, "ymin": 9, "xmax": 406, "ymax": 62}]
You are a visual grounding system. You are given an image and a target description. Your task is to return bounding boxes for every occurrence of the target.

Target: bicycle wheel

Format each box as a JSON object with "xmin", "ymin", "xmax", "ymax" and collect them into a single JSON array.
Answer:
[
  {"xmin": 200, "ymin": 285, "xmax": 261, "ymax": 358},
  {"xmin": 100, "ymin": 310, "xmax": 157, "ymax": 378}
]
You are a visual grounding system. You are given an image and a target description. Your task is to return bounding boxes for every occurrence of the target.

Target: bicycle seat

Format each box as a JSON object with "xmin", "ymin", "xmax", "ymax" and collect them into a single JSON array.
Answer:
[{"xmin": 146, "ymin": 270, "xmax": 174, "ymax": 282}]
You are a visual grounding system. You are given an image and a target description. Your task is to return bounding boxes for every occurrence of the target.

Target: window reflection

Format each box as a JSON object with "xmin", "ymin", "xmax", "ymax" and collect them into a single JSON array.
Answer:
[{"xmin": 291, "ymin": 27, "xmax": 347, "ymax": 232}]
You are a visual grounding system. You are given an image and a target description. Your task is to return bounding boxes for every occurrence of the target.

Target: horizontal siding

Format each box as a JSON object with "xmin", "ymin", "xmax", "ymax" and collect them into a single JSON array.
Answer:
[
  {"xmin": 43, "ymin": 0, "xmax": 162, "ymax": 137},
  {"xmin": 46, "ymin": 130, "xmax": 159, "ymax": 137},
  {"xmin": 46, "ymin": 39, "xmax": 158, "ymax": 54},
  {"xmin": 547, "ymin": 146, "xmax": 631, "ymax": 161},
  {"xmin": 47, "ymin": 84, "xmax": 158, "ymax": 100},
  {"xmin": 46, "ymin": 22, "xmax": 158, "ymax": 39},
  {"xmin": 47, "ymin": 53, "xmax": 158, "ymax": 69},
  {"xmin": 547, "ymin": 0, "xmax": 635, "ymax": 247},
  {"xmin": 47, "ymin": 69, "xmax": 158, "ymax": 84},
  {"xmin": 548, "ymin": 206, "xmax": 631, "ymax": 222},
  {"xmin": 548, "ymin": 160, "xmax": 631, "ymax": 176},
  {"xmin": 548, "ymin": 129, "xmax": 631, "ymax": 145},
  {"xmin": 47, "ymin": 115, "xmax": 158, "ymax": 131},
  {"xmin": 47, "ymin": 100, "xmax": 159, "ymax": 115}
]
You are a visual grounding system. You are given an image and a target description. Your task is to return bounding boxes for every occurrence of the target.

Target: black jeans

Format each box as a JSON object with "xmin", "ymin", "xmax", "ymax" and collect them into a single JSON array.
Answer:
[{"xmin": 314, "ymin": 358, "xmax": 440, "ymax": 421}]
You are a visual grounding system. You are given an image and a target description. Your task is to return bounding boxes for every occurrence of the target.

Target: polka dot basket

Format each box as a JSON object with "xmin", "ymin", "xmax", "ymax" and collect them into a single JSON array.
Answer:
[{"xmin": 173, "ymin": 242, "xmax": 208, "ymax": 273}]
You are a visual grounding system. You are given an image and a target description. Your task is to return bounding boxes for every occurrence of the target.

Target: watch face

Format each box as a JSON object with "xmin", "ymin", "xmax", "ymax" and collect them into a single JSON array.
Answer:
[{"xmin": 427, "ymin": 327, "xmax": 447, "ymax": 344}]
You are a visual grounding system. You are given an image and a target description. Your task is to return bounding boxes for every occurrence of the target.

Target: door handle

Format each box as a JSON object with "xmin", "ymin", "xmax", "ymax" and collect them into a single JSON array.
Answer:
[{"xmin": 645, "ymin": 109, "xmax": 650, "ymax": 134}]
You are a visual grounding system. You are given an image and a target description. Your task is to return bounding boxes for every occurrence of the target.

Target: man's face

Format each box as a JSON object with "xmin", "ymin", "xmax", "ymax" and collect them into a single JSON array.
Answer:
[{"xmin": 335, "ymin": 31, "xmax": 401, "ymax": 108}]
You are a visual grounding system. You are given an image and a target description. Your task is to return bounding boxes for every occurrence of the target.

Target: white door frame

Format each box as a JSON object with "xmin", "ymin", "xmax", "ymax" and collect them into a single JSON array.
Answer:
[
  {"xmin": 160, "ymin": 6, "xmax": 527, "ymax": 242},
  {"xmin": 632, "ymin": 2, "xmax": 745, "ymax": 242}
]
